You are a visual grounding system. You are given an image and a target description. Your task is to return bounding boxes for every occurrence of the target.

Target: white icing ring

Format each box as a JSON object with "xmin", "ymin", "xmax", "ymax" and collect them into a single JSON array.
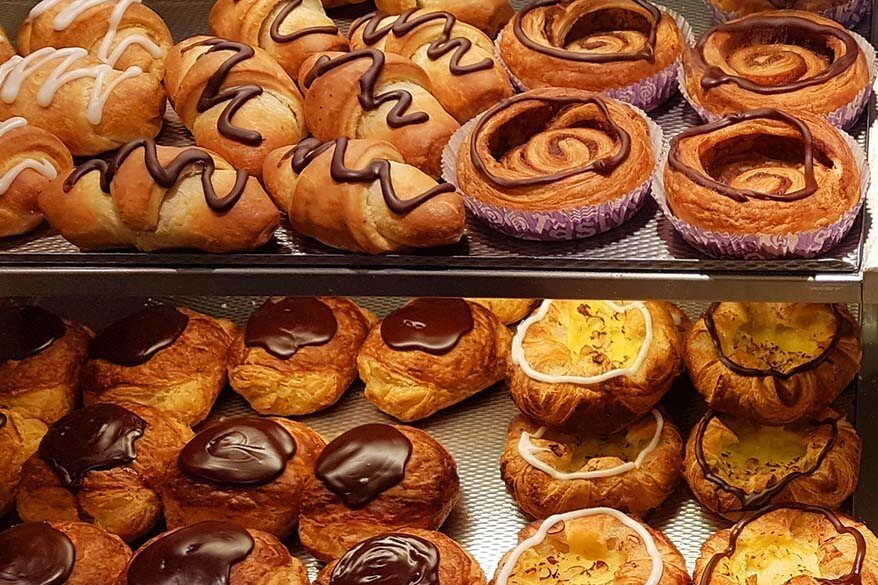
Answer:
[
  {"xmin": 511, "ymin": 300, "xmax": 654, "ymax": 385},
  {"xmin": 495, "ymin": 507, "xmax": 664, "ymax": 585},
  {"xmin": 518, "ymin": 409, "xmax": 664, "ymax": 480}
]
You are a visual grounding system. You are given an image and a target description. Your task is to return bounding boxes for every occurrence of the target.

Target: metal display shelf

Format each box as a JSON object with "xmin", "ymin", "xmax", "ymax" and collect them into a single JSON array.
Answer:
[{"xmin": 0, "ymin": 0, "xmax": 874, "ymax": 300}]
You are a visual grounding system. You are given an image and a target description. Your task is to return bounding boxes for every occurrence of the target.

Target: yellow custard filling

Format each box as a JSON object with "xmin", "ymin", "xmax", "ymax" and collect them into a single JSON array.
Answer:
[
  {"xmin": 715, "ymin": 529, "xmax": 836, "ymax": 584},
  {"xmin": 537, "ymin": 420, "xmax": 657, "ymax": 473},
  {"xmin": 507, "ymin": 525, "xmax": 625, "ymax": 585}
]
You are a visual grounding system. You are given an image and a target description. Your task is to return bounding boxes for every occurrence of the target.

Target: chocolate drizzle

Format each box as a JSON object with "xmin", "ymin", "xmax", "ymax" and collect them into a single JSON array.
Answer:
[
  {"xmin": 693, "ymin": 411, "xmax": 840, "ymax": 512},
  {"xmin": 513, "ymin": 0, "xmax": 661, "ymax": 63},
  {"xmin": 245, "ymin": 297, "xmax": 337, "ymax": 359},
  {"xmin": 0, "ymin": 412, "xmax": 6, "ymax": 429},
  {"xmin": 63, "ymin": 139, "xmax": 248, "ymax": 214},
  {"xmin": 178, "ymin": 416, "xmax": 296, "ymax": 486},
  {"xmin": 695, "ymin": 14, "xmax": 860, "ymax": 94},
  {"xmin": 302, "ymin": 49, "xmax": 429, "ymax": 128},
  {"xmin": 269, "ymin": 0, "xmax": 339, "ymax": 43},
  {"xmin": 381, "ymin": 298, "xmax": 473, "ymax": 354},
  {"xmin": 315, "ymin": 424, "xmax": 413, "ymax": 508},
  {"xmin": 89, "ymin": 305, "xmax": 189, "ymax": 367},
  {"xmin": 703, "ymin": 302, "xmax": 844, "ymax": 379},
  {"xmin": 0, "ymin": 523, "xmax": 75, "ymax": 585},
  {"xmin": 126, "ymin": 521, "xmax": 254, "ymax": 585},
  {"xmin": 668, "ymin": 109, "xmax": 819, "ymax": 203},
  {"xmin": 0, "ymin": 306, "xmax": 66, "ymax": 363},
  {"xmin": 330, "ymin": 533, "xmax": 441, "ymax": 585},
  {"xmin": 470, "ymin": 94, "xmax": 631, "ymax": 188},
  {"xmin": 350, "ymin": 9, "xmax": 494, "ymax": 75},
  {"xmin": 283, "ymin": 137, "xmax": 455, "ymax": 214},
  {"xmin": 698, "ymin": 503, "xmax": 866, "ymax": 585},
  {"xmin": 39, "ymin": 403, "xmax": 147, "ymax": 488}
]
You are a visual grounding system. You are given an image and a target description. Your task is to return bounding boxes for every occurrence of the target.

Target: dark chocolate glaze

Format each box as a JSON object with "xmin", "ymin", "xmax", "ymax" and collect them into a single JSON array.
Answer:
[
  {"xmin": 63, "ymin": 139, "xmax": 248, "ymax": 214},
  {"xmin": 0, "ymin": 412, "xmax": 6, "ymax": 430},
  {"xmin": 315, "ymin": 424, "xmax": 412, "ymax": 508},
  {"xmin": 703, "ymin": 302, "xmax": 844, "ymax": 380},
  {"xmin": 0, "ymin": 523, "xmax": 75, "ymax": 585},
  {"xmin": 270, "ymin": 0, "xmax": 339, "ymax": 42},
  {"xmin": 245, "ymin": 297, "xmax": 337, "ymax": 359},
  {"xmin": 381, "ymin": 298, "xmax": 473, "ymax": 354},
  {"xmin": 668, "ymin": 108, "xmax": 818, "ymax": 203},
  {"xmin": 126, "ymin": 521, "xmax": 254, "ymax": 585},
  {"xmin": 284, "ymin": 137, "xmax": 455, "ymax": 214},
  {"xmin": 350, "ymin": 9, "xmax": 494, "ymax": 75},
  {"xmin": 178, "ymin": 416, "xmax": 296, "ymax": 486},
  {"xmin": 693, "ymin": 411, "xmax": 840, "ymax": 512},
  {"xmin": 470, "ymin": 93, "xmax": 631, "ymax": 188},
  {"xmin": 330, "ymin": 533, "xmax": 441, "ymax": 585},
  {"xmin": 695, "ymin": 14, "xmax": 860, "ymax": 94},
  {"xmin": 698, "ymin": 503, "xmax": 865, "ymax": 585},
  {"xmin": 89, "ymin": 305, "xmax": 189, "ymax": 367},
  {"xmin": 513, "ymin": 0, "xmax": 661, "ymax": 63},
  {"xmin": 39, "ymin": 403, "xmax": 147, "ymax": 488},
  {"xmin": 302, "ymin": 49, "xmax": 429, "ymax": 128},
  {"xmin": 0, "ymin": 306, "xmax": 66, "ymax": 363}
]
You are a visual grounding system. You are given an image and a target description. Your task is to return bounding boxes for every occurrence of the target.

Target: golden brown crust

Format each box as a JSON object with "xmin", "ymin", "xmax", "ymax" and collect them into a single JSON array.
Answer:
[
  {"xmin": 468, "ymin": 299, "xmax": 538, "ymax": 325},
  {"xmin": 50, "ymin": 521, "xmax": 132, "ymax": 585},
  {"xmin": 685, "ymin": 303, "xmax": 862, "ymax": 425},
  {"xmin": 693, "ymin": 507, "xmax": 878, "ymax": 585},
  {"xmin": 508, "ymin": 300, "xmax": 685, "ymax": 434},
  {"xmin": 16, "ymin": 401, "xmax": 193, "ymax": 542},
  {"xmin": 683, "ymin": 11, "xmax": 870, "ymax": 120},
  {"xmin": 684, "ymin": 409, "xmax": 861, "ymax": 521},
  {"xmin": 228, "ymin": 298, "xmax": 378, "ymax": 415},
  {"xmin": 374, "ymin": 0, "xmax": 513, "ymax": 35},
  {"xmin": 80, "ymin": 307, "xmax": 235, "ymax": 426},
  {"xmin": 0, "ymin": 409, "xmax": 47, "ymax": 516},
  {"xmin": 0, "ymin": 26, "xmax": 14, "ymax": 62},
  {"xmin": 162, "ymin": 418, "xmax": 326, "ymax": 538},
  {"xmin": 358, "ymin": 300, "xmax": 511, "ymax": 422},
  {"xmin": 298, "ymin": 424, "xmax": 460, "ymax": 561},
  {"xmin": 500, "ymin": 412, "xmax": 683, "ymax": 518},
  {"xmin": 498, "ymin": 0, "xmax": 684, "ymax": 92},
  {"xmin": 315, "ymin": 529, "xmax": 486, "ymax": 585},
  {"xmin": 0, "ymin": 317, "xmax": 91, "ymax": 425}
]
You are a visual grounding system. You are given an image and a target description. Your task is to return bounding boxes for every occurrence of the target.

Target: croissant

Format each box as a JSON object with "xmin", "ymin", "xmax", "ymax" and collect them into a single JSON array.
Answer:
[
  {"xmin": 18, "ymin": 0, "xmax": 173, "ymax": 76},
  {"xmin": 349, "ymin": 9, "xmax": 513, "ymax": 122},
  {"xmin": 38, "ymin": 139, "xmax": 281, "ymax": 253},
  {"xmin": 0, "ymin": 117, "xmax": 72, "ymax": 237},
  {"xmin": 0, "ymin": 25, "xmax": 14, "ymax": 62},
  {"xmin": 262, "ymin": 137, "xmax": 466, "ymax": 253},
  {"xmin": 209, "ymin": 0, "xmax": 349, "ymax": 78},
  {"xmin": 164, "ymin": 36, "xmax": 307, "ymax": 178},
  {"xmin": 0, "ymin": 47, "xmax": 165, "ymax": 155},
  {"xmin": 298, "ymin": 49, "xmax": 459, "ymax": 177},
  {"xmin": 374, "ymin": 0, "xmax": 513, "ymax": 35}
]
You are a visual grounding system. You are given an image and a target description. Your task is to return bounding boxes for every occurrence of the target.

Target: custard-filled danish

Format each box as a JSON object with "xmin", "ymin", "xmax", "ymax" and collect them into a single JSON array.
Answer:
[
  {"xmin": 0, "ymin": 408, "xmax": 47, "ymax": 516},
  {"xmin": 162, "ymin": 416, "xmax": 325, "ymax": 538},
  {"xmin": 685, "ymin": 303, "xmax": 862, "ymax": 425},
  {"xmin": 298, "ymin": 423, "xmax": 460, "ymax": 560}
]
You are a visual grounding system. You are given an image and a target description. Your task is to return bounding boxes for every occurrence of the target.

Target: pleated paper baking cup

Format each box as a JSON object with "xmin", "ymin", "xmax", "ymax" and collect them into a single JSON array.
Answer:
[
  {"xmin": 441, "ymin": 103, "xmax": 664, "ymax": 242},
  {"xmin": 651, "ymin": 129, "xmax": 869, "ymax": 260},
  {"xmin": 705, "ymin": 0, "xmax": 870, "ymax": 28},
  {"xmin": 678, "ymin": 27, "xmax": 876, "ymax": 130},
  {"xmin": 494, "ymin": 5, "xmax": 693, "ymax": 112}
]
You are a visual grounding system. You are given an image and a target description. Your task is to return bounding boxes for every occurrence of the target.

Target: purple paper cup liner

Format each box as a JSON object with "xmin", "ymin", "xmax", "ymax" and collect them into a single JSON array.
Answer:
[
  {"xmin": 678, "ymin": 26, "xmax": 876, "ymax": 130},
  {"xmin": 705, "ymin": 0, "xmax": 870, "ymax": 28},
  {"xmin": 652, "ymin": 128, "xmax": 869, "ymax": 259},
  {"xmin": 441, "ymin": 101, "xmax": 664, "ymax": 242},
  {"xmin": 494, "ymin": 4, "xmax": 694, "ymax": 112}
]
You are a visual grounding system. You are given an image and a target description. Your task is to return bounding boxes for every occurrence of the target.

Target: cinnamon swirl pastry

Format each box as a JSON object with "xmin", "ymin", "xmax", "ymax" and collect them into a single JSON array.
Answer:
[
  {"xmin": 453, "ymin": 88, "xmax": 657, "ymax": 241},
  {"xmin": 707, "ymin": 0, "xmax": 865, "ymax": 24},
  {"xmin": 497, "ymin": 0, "xmax": 685, "ymax": 109},
  {"xmin": 682, "ymin": 11, "xmax": 872, "ymax": 127}
]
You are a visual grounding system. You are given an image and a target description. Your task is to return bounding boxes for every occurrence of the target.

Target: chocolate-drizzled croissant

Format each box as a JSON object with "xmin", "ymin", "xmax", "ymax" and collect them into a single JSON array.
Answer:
[
  {"xmin": 39, "ymin": 139, "xmax": 280, "ymax": 253},
  {"xmin": 262, "ymin": 137, "xmax": 465, "ymax": 253},
  {"xmin": 164, "ymin": 36, "xmax": 308, "ymax": 178}
]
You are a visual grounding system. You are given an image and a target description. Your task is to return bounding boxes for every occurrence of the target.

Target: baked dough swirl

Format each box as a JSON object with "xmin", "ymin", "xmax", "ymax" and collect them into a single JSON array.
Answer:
[{"xmin": 0, "ymin": 26, "xmax": 14, "ymax": 62}]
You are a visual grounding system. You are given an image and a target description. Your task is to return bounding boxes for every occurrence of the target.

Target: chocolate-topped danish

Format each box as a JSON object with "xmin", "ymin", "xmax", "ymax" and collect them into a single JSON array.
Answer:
[
  {"xmin": 682, "ymin": 11, "xmax": 871, "ymax": 128},
  {"xmin": 16, "ymin": 402, "xmax": 192, "ymax": 542},
  {"xmin": 0, "ymin": 305, "xmax": 91, "ymax": 425},
  {"xmin": 81, "ymin": 305, "xmax": 236, "ymax": 426},
  {"xmin": 299, "ymin": 423, "xmax": 460, "ymax": 560},
  {"xmin": 162, "ymin": 416, "xmax": 324, "ymax": 538},
  {"xmin": 685, "ymin": 303, "xmax": 862, "ymax": 425}
]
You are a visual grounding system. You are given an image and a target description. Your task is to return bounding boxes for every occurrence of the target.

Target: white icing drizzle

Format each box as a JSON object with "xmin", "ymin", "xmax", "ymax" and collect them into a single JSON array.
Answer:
[
  {"xmin": 511, "ymin": 300, "xmax": 654, "ymax": 385},
  {"xmin": 0, "ymin": 117, "xmax": 27, "ymax": 139},
  {"xmin": 0, "ymin": 117, "xmax": 59, "ymax": 196},
  {"xmin": 495, "ymin": 507, "xmax": 664, "ymax": 585},
  {"xmin": 518, "ymin": 409, "xmax": 664, "ymax": 481},
  {"xmin": 0, "ymin": 47, "xmax": 143, "ymax": 124},
  {"xmin": 28, "ymin": 0, "xmax": 163, "ymax": 67}
]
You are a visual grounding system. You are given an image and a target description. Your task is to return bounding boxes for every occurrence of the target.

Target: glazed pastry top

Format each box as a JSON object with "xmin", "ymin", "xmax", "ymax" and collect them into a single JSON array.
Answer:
[{"xmin": 0, "ymin": 305, "xmax": 67, "ymax": 363}]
